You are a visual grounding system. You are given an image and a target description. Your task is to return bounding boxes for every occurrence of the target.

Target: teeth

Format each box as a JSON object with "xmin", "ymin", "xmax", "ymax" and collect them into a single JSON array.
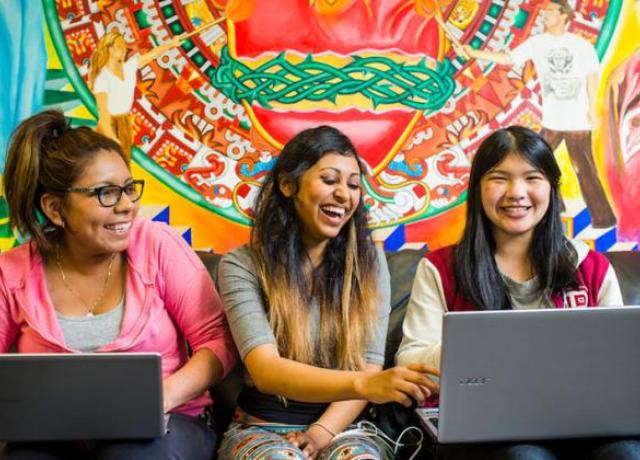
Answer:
[
  {"xmin": 322, "ymin": 205, "xmax": 346, "ymax": 217},
  {"xmin": 502, "ymin": 206, "xmax": 530, "ymax": 214},
  {"xmin": 105, "ymin": 222, "xmax": 131, "ymax": 232}
]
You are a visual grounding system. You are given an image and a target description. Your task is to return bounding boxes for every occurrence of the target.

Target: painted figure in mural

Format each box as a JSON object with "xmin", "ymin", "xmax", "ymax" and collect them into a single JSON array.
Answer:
[
  {"xmin": 0, "ymin": 111, "xmax": 236, "ymax": 459},
  {"xmin": 456, "ymin": 0, "xmax": 617, "ymax": 228},
  {"xmin": 217, "ymin": 126, "xmax": 438, "ymax": 460},
  {"xmin": 601, "ymin": 0, "xmax": 640, "ymax": 241},
  {"xmin": 397, "ymin": 127, "xmax": 640, "ymax": 459},
  {"xmin": 89, "ymin": 31, "xmax": 186, "ymax": 163}
]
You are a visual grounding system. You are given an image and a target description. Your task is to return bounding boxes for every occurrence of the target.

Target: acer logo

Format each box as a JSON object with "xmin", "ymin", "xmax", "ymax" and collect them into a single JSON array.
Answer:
[{"xmin": 458, "ymin": 377, "xmax": 490, "ymax": 386}]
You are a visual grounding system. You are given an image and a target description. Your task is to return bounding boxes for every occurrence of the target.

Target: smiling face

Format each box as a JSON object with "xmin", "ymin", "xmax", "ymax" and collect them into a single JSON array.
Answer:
[
  {"xmin": 59, "ymin": 149, "xmax": 139, "ymax": 257},
  {"xmin": 282, "ymin": 152, "xmax": 362, "ymax": 253},
  {"xmin": 480, "ymin": 153, "xmax": 551, "ymax": 245}
]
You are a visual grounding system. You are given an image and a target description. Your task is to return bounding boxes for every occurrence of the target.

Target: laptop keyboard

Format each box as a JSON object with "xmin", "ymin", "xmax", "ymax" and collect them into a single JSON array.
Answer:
[{"xmin": 416, "ymin": 407, "xmax": 440, "ymax": 429}]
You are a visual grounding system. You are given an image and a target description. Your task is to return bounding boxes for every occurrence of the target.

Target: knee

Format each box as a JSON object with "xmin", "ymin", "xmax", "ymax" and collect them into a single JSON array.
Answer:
[
  {"xmin": 592, "ymin": 440, "xmax": 640, "ymax": 460},
  {"xmin": 255, "ymin": 446, "xmax": 305, "ymax": 460},
  {"xmin": 490, "ymin": 444, "xmax": 558, "ymax": 460}
]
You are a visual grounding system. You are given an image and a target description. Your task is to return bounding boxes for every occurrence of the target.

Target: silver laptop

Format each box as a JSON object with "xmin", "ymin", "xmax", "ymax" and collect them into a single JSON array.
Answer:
[
  {"xmin": 0, "ymin": 353, "xmax": 166, "ymax": 442},
  {"xmin": 416, "ymin": 307, "xmax": 640, "ymax": 443}
]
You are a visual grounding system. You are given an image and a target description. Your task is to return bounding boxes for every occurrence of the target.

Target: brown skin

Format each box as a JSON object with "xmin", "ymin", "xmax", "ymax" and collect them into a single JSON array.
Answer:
[{"xmin": 39, "ymin": 149, "xmax": 224, "ymax": 413}]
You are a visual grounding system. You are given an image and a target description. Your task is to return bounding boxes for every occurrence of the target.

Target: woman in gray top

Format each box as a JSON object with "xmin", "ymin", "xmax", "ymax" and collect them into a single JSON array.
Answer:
[{"xmin": 217, "ymin": 126, "xmax": 438, "ymax": 459}]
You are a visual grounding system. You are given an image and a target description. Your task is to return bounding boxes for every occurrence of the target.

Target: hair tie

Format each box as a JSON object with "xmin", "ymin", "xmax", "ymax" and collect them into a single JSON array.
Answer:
[{"xmin": 51, "ymin": 121, "xmax": 70, "ymax": 140}]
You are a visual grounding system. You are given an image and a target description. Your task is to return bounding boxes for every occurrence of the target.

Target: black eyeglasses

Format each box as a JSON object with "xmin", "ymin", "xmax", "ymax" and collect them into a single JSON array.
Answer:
[{"xmin": 66, "ymin": 180, "xmax": 145, "ymax": 207}]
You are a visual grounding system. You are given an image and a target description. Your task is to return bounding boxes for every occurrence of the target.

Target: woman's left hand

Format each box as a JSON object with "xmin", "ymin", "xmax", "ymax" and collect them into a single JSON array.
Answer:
[{"xmin": 285, "ymin": 427, "xmax": 331, "ymax": 460}]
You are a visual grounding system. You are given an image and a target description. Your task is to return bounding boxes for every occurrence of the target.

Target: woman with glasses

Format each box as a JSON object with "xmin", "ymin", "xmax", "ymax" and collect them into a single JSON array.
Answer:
[{"xmin": 0, "ymin": 110, "xmax": 237, "ymax": 459}]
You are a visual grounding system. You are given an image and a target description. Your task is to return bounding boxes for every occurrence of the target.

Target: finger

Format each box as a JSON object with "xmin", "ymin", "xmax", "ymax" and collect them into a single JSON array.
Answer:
[
  {"xmin": 393, "ymin": 390, "xmax": 413, "ymax": 407},
  {"xmin": 399, "ymin": 381, "xmax": 428, "ymax": 404},
  {"xmin": 302, "ymin": 434, "xmax": 318, "ymax": 459},
  {"xmin": 407, "ymin": 363, "xmax": 440, "ymax": 377},
  {"xmin": 287, "ymin": 432, "xmax": 306, "ymax": 448},
  {"xmin": 399, "ymin": 369, "xmax": 439, "ymax": 394},
  {"xmin": 418, "ymin": 385, "xmax": 434, "ymax": 406},
  {"xmin": 388, "ymin": 375, "xmax": 428, "ymax": 405},
  {"xmin": 306, "ymin": 447, "xmax": 319, "ymax": 460}
]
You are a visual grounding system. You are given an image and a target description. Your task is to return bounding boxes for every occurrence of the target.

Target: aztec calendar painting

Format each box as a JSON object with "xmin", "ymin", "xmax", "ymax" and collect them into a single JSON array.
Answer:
[{"xmin": 29, "ymin": 0, "xmax": 638, "ymax": 252}]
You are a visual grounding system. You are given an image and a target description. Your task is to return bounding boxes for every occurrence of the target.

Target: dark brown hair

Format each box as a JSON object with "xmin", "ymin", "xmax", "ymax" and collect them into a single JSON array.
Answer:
[{"xmin": 3, "ymin": 110, "xmax": 126, "ymax": 255}]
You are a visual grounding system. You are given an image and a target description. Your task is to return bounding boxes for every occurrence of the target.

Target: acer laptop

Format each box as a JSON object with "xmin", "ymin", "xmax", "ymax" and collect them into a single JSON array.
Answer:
[
  {"xmin": 0, "ymin": 353, "xmax": 166, "ymax": 442},
  {"xmin": 416, "ymin": 307, "xmax": 640, "ymax": 443}
]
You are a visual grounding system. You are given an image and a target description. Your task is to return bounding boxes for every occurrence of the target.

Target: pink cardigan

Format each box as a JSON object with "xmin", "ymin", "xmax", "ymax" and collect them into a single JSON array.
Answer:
[{"xmin": 0, "ymin": 217, "xmax": 237, "ymax": 416}]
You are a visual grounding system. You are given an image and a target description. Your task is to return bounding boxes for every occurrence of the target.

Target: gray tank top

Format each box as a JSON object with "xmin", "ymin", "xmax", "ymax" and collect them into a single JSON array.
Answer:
[{"xmin": 56, "ymin": 297, "xmax": 125, "ymax": 352}]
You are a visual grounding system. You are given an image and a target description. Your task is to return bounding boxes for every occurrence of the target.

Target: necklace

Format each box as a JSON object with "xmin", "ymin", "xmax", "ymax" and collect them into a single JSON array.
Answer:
[{"xmin": 55, "ymin": 247, "xmax": 116, "ymax": 317}]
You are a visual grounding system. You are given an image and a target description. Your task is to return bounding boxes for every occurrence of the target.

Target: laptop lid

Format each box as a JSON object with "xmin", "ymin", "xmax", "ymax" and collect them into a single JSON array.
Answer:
[
  {"xmin": 0, "ymin": 353, "xmax": 164, "ymax": 442},
  {"xmin": 436, "ymin": 307, "xmax": 640, "ymax": 443}
]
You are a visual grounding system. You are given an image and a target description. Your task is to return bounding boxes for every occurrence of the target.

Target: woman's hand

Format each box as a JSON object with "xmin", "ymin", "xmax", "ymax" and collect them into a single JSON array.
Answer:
[
  {"xmin": 354, "ymin": 363, "xmax": 440, "ymax": 407},
  {"xmin": 285, "ymin": 426, "xmax": 331, "ymax": 460}
]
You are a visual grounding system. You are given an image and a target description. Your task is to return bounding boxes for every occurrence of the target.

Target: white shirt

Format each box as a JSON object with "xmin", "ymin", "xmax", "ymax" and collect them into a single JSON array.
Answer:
[
  {"xmin": 510, "ymin": 32, "xmax": 600, "ymax": 131},
  {"xmin": 93, "ymin": 54, "xmax": 140, "ymax": 115}
]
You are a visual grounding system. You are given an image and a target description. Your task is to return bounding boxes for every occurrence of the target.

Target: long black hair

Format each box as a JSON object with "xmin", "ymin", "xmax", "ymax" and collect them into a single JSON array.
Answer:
[
  {"xmin": 454, "ymin": 126, "xmax": 577, "ymax": 310},
  {"xmin": 251, "ymin": 125, "xmax": 379, "ymax": 369}
]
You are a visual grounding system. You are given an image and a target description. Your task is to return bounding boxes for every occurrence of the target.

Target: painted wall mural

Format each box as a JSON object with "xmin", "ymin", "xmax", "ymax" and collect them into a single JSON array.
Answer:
[{"xmin": 1, "ymin": 0, "xmax": 639, "ymax": 253}]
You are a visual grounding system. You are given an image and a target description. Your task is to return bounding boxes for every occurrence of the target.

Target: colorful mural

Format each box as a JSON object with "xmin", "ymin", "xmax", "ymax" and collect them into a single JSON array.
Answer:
[{"xmin": 0, "ymin": 0, "xmax": 638, "ymax": 253}]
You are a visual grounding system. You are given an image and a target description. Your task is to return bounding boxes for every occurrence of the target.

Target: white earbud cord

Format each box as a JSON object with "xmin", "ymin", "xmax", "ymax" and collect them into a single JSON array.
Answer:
[{"xmin": 326, "ymin": 420, "xmax": 424, "ymax": 460}]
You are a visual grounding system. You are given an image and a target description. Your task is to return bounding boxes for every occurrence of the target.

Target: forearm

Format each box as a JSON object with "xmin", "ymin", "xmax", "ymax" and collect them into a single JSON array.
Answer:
[
  {"xmin": 467, "ymin": 47, "xmax": 514, "ymax": 65},
  {"xmin": 395, "ymin": 258, "xmax": 446, "ymax": 369},
  {"xmin": 138, "ymin": 47, "xmax": 165, "ymax": 68},
  {"xmin": 396, "ymin": 342, "xmax": 441, "ymax": 369},
  {"xmin": 247, "ymin": 349, "xmax": 364, "ymax": 402},
  {"xmin": 138, "ymin": 39, "xmax": 181, "ymax": 67},
  {"xmin": 311, "ymin": 364, "xmax": 381, "ymax": 433},
  {"xmin": 163, "ymin": 348, "xmax": 223, "ymax": 412}
]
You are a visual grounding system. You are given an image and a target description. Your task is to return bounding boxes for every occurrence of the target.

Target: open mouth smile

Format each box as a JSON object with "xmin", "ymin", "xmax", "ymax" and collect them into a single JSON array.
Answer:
[
  {"xmin": 320, "ymin": 205, "xmax": 348, "ymax": 222},
  {"xmin": 104, "ymin": 222, "xmax": 132, "ymax": 234}
]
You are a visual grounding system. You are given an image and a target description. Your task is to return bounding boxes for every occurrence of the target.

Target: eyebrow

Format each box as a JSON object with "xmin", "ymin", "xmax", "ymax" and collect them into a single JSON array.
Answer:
[
  {"xmin": 320, "ymin": 167, "xmax": 361, "ymax": 177},
  {"xmin": 83, "ymin": 177, "xmax": 135, "ymax": 188},
  {"xmin": 487, "ymin": 169, "xmax": 543, "ymax": 175}
]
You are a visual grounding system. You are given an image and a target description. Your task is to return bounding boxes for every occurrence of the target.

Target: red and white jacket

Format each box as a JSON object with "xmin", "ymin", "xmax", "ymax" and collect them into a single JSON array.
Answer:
[{"xmin": 395, "ymin": 239, "xmax": 623, "ymax": 369}]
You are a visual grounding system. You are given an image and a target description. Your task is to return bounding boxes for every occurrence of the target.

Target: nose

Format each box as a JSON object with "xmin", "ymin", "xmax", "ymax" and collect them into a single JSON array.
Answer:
[
  {"xmin": 113, "ymin": 190, "xmax": 136, "ymax": 213},
  {"xmin": 505, "ymin": 178, "xmax": 526, "ymax": 200},
  {"xmin": 333, "ymin": 182, "xmax": 349, "ymax": 203}
]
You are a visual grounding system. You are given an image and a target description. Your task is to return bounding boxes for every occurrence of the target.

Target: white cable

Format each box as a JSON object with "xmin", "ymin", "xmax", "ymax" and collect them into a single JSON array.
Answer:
[{"xmin": 329, "ymin": 420, "xmax": 424, "ymax": 460}]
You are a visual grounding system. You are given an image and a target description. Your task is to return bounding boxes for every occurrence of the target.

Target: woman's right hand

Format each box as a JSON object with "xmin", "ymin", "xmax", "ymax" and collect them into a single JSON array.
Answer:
[{"xmin": 354, "ymin": 364, "xmax": 439, "ymax": 407}]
